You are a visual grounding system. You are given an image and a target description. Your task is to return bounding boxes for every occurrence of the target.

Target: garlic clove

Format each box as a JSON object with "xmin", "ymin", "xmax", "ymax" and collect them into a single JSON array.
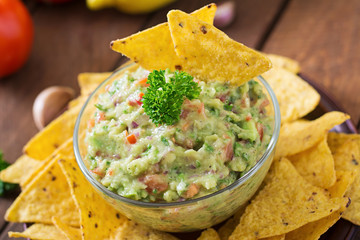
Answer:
[
  {"xmin": 32, "ymin": 86, "xmax": 75, "ymax": 130},
  {"xmin": 214, "ymin": 1, "xmax": 236, "ymax": 28}
]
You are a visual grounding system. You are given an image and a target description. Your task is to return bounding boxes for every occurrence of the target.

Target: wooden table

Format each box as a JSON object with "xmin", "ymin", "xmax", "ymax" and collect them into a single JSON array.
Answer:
[{"xmin": 0, "ymin": 0, "xmax": 359, "ymax": 238}]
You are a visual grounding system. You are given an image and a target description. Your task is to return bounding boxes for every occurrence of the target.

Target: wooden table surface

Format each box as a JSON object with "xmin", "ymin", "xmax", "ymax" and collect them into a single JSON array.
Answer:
[{"xmin": 0, "ymin": 0, "xmax": 359, "ymax": 238}]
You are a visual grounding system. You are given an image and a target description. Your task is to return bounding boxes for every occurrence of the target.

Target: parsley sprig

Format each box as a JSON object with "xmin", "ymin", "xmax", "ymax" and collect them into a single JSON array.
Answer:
[{"xmin": 142, "ymin": 70, "xmax": 201, "ymax": 125}]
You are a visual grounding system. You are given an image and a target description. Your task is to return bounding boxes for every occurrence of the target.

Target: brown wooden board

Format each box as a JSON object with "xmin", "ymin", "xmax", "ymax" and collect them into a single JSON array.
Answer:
[
  {"xmin": 0, "ymin": 0, "xmax": 148, "ymax": 231},
  {"xmin": 262, "ymin": 0, "xmax": 360, "ymax": 124}
]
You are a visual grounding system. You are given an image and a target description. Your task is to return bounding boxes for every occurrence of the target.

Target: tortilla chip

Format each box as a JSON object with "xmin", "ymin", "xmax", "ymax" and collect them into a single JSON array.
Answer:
[
  {"xmin": 197, "ymin": 228, "xmax": 220, "ymax": 240},
  {"xmin": 24, "ymin": 103, "xmax": 81, "ymax": 160},
  {"xmin": 262, "ymin": 235, "xmax": 285, "ymax": 240},
  {"xmin": 5, "ymin": 155, "xmax": 79, "ymax": 226},
  {"xmin": 78, "ymin": 72, "xmax": 112, "ymax": 96},
  {"xmin": 167, "ymin": 10, "xmax": 271, "ymax": 85},
  {"xmin": 8, "ymin": 224, "xmax": 66, "ymax": 240},
  {"xmin": 110, "ymin": 219, "xmax": 179, "ymax": 240},
  {"xmin": 58, "ymin": 156, "xmax": 127, "ymax": 240},
  {"xmin": 275, "ymin": 111, "xmax": 349, "ymax": 159},
  {"xmin": 327, "ymin": 132, "xmax": 360, "ymax": 173},
  {"xmin": 21, "ymin": 137, "xmax": 74, "ymax": 188},
  {"xmin": 288, "ymin": 135, "xmax": 336, "ymax": 188},
  {"xmin": 229, "ymin": 158, "xmax": 345, "ymax": 240},
  {"xmin": 328, "ymin": 170, "xmax": 356, "ymax": 198},
  {"xmin": 111, "ymin": 4, "xmax": 217, "ymax": 72},
  {"xmin": 262, "ymin": 67, "xmax": 320, "ymax": 123},
  {"xmin": 53, "ymin": 217, "xmax": 82, "ymax": 240},
  {"xmin": 342, "ymin": 173, "xmax": 360, "ymax": 225},
  {"xmin": 285, "ymin": 171, "xmax": 354, "ymax": 240},
  {"xmin": 265, "ymin": 54, "xmax": 300, "ymax": 74},
  {"xmin": 218, "ymin": 217, "xmax": 236, "ymax": 240},
  {"xmin": 0, "ymin": 154, "xmax": 42, "ymax": 185}
]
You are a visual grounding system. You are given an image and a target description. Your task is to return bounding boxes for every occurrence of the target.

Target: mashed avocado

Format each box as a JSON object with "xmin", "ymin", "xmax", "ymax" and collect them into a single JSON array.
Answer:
[{"xmin": 86, "ymin": 67, "xmax": 272, "ymax": 202}]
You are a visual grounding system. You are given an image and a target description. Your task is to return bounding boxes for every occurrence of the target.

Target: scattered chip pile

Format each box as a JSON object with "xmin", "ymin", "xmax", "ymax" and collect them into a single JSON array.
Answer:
[{"xmin": 0, "ymin": 3, "xmax": 359, "ymax": 240}]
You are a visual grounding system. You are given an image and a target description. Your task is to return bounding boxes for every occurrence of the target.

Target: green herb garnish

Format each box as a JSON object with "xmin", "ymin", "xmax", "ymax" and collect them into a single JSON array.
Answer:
[
  {"xmin": 142, "ymin": 70, "xmax": 201, "ymax": 125},
  {"xmin": 0, "ymin": 151, "xmax": 18, "ymax": 196}
]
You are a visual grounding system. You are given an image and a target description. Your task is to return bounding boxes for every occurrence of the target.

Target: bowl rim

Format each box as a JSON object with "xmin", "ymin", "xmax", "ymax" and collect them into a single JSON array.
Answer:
[{"xmin": 73, "ymin": 63, "xmax": 281, "ymax": 208}]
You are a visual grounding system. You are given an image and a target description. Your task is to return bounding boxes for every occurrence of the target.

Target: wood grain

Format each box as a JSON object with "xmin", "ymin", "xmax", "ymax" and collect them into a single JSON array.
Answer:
[
  {"xmin": 262, "ymin": 0, "xmax": 360, "ymax": 124},
  {"xmin": 0, "ymin": 0, "xmax": 147, "ymax": 163}
]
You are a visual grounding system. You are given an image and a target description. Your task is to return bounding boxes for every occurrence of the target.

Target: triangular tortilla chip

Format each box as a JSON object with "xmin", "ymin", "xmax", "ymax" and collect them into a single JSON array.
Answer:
[
  {"xmin": 111, "ymin": 4, "xmax": 217, "ymax": 72},
  {"xmin": 288, "ymin": 135, "xmax": 336, "ymax": 188},
  {"xmin": 343, "ymin": 173, "xmax": 360, "ymax": 225},
  {"xmin": 327, "ymin": 132, "xmax": 360, "ymax": 172},
  {"xmin": 197, "ymin": 228, "xmax": 220, "ymax": 240},
  {"xmin": 262, "ymin": 67, "xmax": 320, "ymax": 123},
  {"xmin": 110, "ymin": 219, "xmax": 179, "ymax": 240},
  {"xmin": 167, "ymin": 10, "xmax": 271, "ymax": 85},
  {"xmin": 24, "ymin": 103, "xmax": 82, "ymax": 160},
  {"xmin": 229, "ymin": 158, "xmax": 346, "ymax": 240},
  {"xmin": 5, "ymin": 155, "xmax": 79, "ymax": 226},
  {"xmin": 8, "ymin": 224, "xmax": 66, "ymax": 240},
  {"xmin": 275, "ymin": 111, "xmax": 349, "ymax": 159},
  {"xmin": 265, "ymin": 54, "xmax": 300, "ymax": 74},
  {"xmin": 58, "ymin": 156, "xmax": 127, "ymax": 240},
  {"xmin": 21, "ymin": 137, "xmax": 74, "ymax": 188},
  {"xmin": 53, "ymin": 217, "xmax": 82, "ymax": 240},
  {"xmin": 285, "ymin": 170, "xmax": 354, "ymax": 240},
  {"xmin": 0, "ymin": 154, "xmax": 42, "ymax": 185}
]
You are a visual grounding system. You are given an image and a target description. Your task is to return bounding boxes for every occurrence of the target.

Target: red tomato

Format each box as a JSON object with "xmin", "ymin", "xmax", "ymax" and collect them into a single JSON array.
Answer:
[{"xmin": 0, "ymin": 0, "xmax": 34, "ymax": 78}]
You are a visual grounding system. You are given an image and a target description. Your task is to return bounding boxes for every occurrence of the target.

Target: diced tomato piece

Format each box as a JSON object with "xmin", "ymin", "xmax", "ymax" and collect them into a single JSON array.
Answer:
[
  {"xmin": 223, "ymin": 140, "xmax": 233, "ymax": 162},
  {"xmin": 245, "ymin": 114, "xmax": 252, "ymax": 121},
  {"xmin": 88, "ymin": 118, "xmax": 95, "ymax": 128},
  {"xmin": 185, "ymin": 183, "xmax": 199, "ymax": 198},
  {"xmin": 140, "ymin": 174, "xmax": 168, "ymax": 193},
  {"xmin": 136, "ymin": 78, "xmax": 149, "ymax": 87},
  {"xmin": 257, "ymin": 123, "xmax": 264, "ymax": 141},
  {"xmin": 96, "ymin": 112, "xmax": 106, "ymax": 122},
  {"xmin": 135, "ymin": 92, "xmax": 144, "ymax": 105},
  {"xmin": 126, "ymin": 134, "xmax": 137, "ymax": 144},
  {"xmin": 91, "ymin": 168, "xmax": 105, "ymax": 177},
  {"xmin": 108, "ymin": 169, "xmax": 114, "ymax": 176}
]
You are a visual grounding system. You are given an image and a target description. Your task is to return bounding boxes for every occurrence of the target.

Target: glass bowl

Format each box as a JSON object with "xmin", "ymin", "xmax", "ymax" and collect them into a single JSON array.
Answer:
[{"xmin": 73, "ymin": 63, "xmax": 281, "ymax": 232}]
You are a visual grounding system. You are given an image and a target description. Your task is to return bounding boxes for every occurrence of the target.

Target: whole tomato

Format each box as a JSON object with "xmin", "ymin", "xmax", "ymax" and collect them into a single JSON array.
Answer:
[{"xmin": 0, "ymin": 0, "xmax": 34, "ymax": 78}]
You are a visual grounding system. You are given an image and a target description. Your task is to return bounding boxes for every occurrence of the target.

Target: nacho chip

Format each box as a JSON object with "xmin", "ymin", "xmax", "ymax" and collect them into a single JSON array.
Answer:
[
  {"xmin": 53, "ymin": 217, "xmax": 82, "ymax": 240},
  {"xmin": 288, "ymin": 135, "xmax": 336, "ymax": 188},
  {"xmin": 285, "ymin": 171, "xmax": 354, "ymax": 240},
  {"xmin": 78, "ymin": 72, "xmax": 112, "ymax": 96},
  {"xmin": 58, "ymin": 156, "xmax": 127, "ymax": 240},
  {"xmin": 328, "ymin": 170, "xmax": 356, "ymax": 198},
  {"xmin": 8, "ymin": 224, "xmax": 66, "ymax": 240},
  {"xmin": 343, "ymin": 173, "xmax": 360, "ymax": 225},
  {"xmin": 229, "ymin": 158, "xmax": 345, "ymax": 240},
  {"xmin": 327, "ymin": 132, "xmax": 360, "ymax": 172},
  {"xmin": 197, "ymin": 228, "xmax": 220, "ymax": 240},
  {"xmin": 262, "ymin": 235, "xmax": 285, "ymax": 240},
  {"xmin": 111, "ymin": 4, "xmax": 217, "ymax": 72},
  {"xmin": 167, "ymin": 10, "xmax": 272, "ymax": 85},
  {"xmin": 0, "ymin": 154, "xmax": 42, "ymax": 185},
  {"xmin": 24, "ymin": 103, "xmax": 82, "ymax": 160},
  {"xmin": 5, "ymin": 155, "xmax": 79, "ymax": 226},
  {"xmin": 21, "ymin": 137, "xmax": 74, "ymax": 188},
  {"xmin": 275, "ymin": 111, "xmax": 349, "ymax": 159},
  {"xmin": 218, "ymin": 217, "xmax": 236, "ymax": 240},
  {"xmin": 265, "ymin": 54, "xmax": 300, "ymax": 74},
  {"xmin": 110, "ymin": 219, "xmax": 179, "ymax": 240},
  {"xmin": 262, "ymin": 67, "xmax": 320, "ymax": 123}
]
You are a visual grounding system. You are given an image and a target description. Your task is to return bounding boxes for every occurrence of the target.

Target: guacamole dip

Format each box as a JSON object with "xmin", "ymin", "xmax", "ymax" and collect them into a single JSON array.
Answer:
[{"xmin": 86, "ymin": 67, "xmax": 272, "ymax": 202}]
